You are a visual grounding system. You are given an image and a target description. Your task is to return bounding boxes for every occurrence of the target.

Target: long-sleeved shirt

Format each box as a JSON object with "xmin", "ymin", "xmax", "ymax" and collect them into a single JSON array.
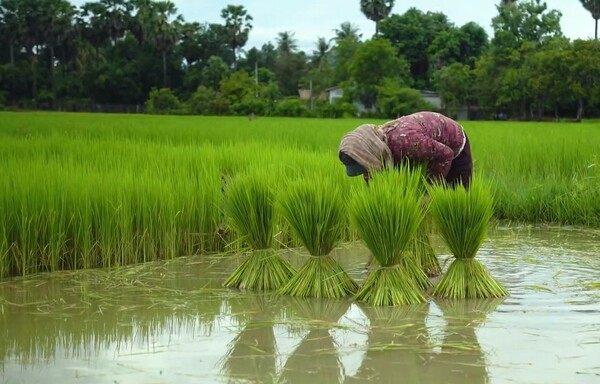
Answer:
[{"xmin": 378, "ymin": 112, "xmax": 467, "ymax": 181}]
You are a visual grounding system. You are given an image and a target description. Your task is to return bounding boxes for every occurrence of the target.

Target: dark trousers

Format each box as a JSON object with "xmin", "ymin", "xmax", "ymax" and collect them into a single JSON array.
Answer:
[{"xmin": 445, "ymin": 135, "xmax": 472, "ymax": 189}]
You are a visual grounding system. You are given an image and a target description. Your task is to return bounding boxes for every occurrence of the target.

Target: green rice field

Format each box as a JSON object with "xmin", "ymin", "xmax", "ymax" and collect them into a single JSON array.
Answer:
[{"xmin": 1, "ymin": 111, "xmax": 599, "ymax": 278}]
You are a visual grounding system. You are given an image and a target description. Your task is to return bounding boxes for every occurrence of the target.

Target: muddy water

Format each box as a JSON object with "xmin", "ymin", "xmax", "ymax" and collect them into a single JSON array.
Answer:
[{"xmin": 0, "ymin": 225, "xmax": 599, "ymax": 384}]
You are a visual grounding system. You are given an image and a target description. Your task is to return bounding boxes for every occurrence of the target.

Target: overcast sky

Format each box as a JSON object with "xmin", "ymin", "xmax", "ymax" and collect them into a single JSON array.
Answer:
[
  {"xmin": 71, "ymin": 1, "xmax": 595, "ymax": 53},
  {"xmin": 173, "ymin": 0, "xmax": 594, "ymax": 52}
]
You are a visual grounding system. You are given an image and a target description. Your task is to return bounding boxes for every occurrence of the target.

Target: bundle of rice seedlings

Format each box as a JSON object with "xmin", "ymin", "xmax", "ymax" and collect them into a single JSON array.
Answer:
[
  {"xmin": 277, "ymin": 177, "xmax": 359, "ymax": 298},
  {"xmin": 222, "ymin": 171, "xmax": 296, "ymax": 290},
  {"xmin": 408, "ymin": 162, "xmax": 441, "ymax": 277},
  {"xmin": 411, "ymin": 212, "xmax": 442, "ymax": 277},
  {"xmin": 349, "ymin": 167, "xmax": 428, "ymax": 306},
  {"xmin": 428, "ymin": 178, "xmax": 508, "ymax": 299}
]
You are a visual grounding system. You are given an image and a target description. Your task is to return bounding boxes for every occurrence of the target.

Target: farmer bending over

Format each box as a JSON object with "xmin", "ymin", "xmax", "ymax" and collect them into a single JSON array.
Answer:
[
  {"xmin": 338, "ymin": 111, "xmax": 473, "ymax": 268},
  {"xmin": 338, "ymin": 111, "xmax": 472, "ymax": 188}
]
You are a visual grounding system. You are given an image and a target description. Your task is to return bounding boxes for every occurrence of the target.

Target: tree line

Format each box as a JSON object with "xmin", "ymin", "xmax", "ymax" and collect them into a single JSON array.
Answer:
[{"xmin": 0, "ymin": 0, "xmax": 599, "ymax": 120}]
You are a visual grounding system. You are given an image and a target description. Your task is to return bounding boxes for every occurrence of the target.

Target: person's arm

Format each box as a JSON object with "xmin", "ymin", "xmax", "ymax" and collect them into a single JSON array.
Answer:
[{"xmin": 397, "ymin": 133, "xmax": 455, "ymax": 182}]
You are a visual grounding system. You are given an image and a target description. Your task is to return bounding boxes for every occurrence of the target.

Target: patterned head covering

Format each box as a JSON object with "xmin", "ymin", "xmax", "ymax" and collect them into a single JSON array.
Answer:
[{"xmin": 338, "ymin": 124, "xmax": 393, "ymax": 173}]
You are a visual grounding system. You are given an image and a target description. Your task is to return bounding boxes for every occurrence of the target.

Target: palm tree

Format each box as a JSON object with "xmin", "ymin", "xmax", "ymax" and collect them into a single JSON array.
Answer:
[
  {"xmin": 360, "ymin": 0, "xmax": 394, "ymax": 36},
  {"xmin": 149, "ymin": 1, "xmax": 181, "ymax": 87},
  {"xmin": 580, "ymin": 0, "xmax": 600, "ymax": 39},
  {"xmin": 100, "ymin": 0, "xmax": 129, "ymax": 45},
  {"xmin": 331, "ymin": 21, "xmax": 362, "ymax": 43},
  {"xmin": 0, "ymin": 0, "xmax": 20, "ymax": 92},
  {"xmin": 276, "ymin": 31, "xmax": 298, "ymax": 55},
  {"xmin": 41, "ymin": 0, "xmax": 77, "ymax": 100},
  {"xmin": 220, "ymin": 5, "xmax": 252, "ymax": 69},
  {"xmin": 311, "ymin": 37, "xmax": 330, "ymax": 68}
]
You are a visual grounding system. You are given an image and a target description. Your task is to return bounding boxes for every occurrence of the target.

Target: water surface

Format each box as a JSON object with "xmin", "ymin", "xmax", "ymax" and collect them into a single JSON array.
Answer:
[{"xmin": 1, "ymin": 225, "xmax": 599, "ymax": 384}]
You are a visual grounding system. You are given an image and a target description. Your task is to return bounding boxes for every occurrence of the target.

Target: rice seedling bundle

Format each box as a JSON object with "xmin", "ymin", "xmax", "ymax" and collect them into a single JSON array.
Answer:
[
  {"xmin": 222, "ymin": 171, "xmax": 296, "ymax": 290},
  {"xmin": 406, "ymin": 162, "xmax": 441, "ymax": 278},
  {"xmin": 412, "ymin": 212, "xmax": 442, "ymax": 277},
  {"xmin": 277, "ymin": 177, "xmax": 359, "ymax": 298},
  {"xmin": 428, "ymin": 179, "xmax": 508, "ymax": 299},
  {"xmin": 348, "ymin": 167, "xmax": 428, "ymax": 306}
]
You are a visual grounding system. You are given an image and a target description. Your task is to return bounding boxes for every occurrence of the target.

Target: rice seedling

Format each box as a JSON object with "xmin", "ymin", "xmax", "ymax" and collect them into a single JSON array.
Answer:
[
  {"xmin": 348, "ymin": 167, "xmax": 428, "ymax": 306},
  {"xmin": 277, "ymin": 177, "xmax": 359, "ymax": 298},
  {"xmin": 412, "ymin": 212, "xmax": 442, "ymax": 277},
  {"xmin": 428, "ymin": 178, "xmax": 508, "ymax": 299},
  {"xmin": 222, "ymin": 171, "xmax": 296, "ymax": 290}
]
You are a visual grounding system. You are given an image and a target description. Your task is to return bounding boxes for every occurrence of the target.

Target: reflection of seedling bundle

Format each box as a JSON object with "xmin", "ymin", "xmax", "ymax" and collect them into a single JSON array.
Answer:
[
  {"xmin": 277, "ymin": 178, "xmax": 359, "ymax": 298},
  {"xmin": 279, "ymin": 297, "xmax": 351, "ymax": 384},
  {"xmin": 348, "ymin": 303, "xmax": 430, "ymax": 383},
  {"xmin": 428, "ymin": 179, "xmax": 508, "ymax": 299},
  {"xmin": 220, "ymin": 294, "xmax": 278, "ymax": 383},
  {"xmin": 349, "ymin": 167, "xmax": 427, "ymax": 306},
  {"xmin": 424, "ymin": 298, "xmax": 505, "ymax": 384},
  {"xmin": 222, "ymin": 171, "xmax": 296, "ymax": 290}
]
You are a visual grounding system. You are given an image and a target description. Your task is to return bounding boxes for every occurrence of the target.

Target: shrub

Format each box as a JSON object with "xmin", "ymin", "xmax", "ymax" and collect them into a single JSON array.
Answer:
[
  {"xmin": 272, "ymin": 97, "xmax": 310, "ymax": 117},
  {"xmin": 145, "ymin": 87, "xmax": 181, "ymax": 114}
]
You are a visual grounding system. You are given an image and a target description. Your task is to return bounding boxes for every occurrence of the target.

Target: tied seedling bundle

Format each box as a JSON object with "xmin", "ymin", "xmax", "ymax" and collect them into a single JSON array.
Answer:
[
  {"xmin": 428, "ymin": 178, "xmax": 508, "ymax": 299},
  {"xmin": 349, "ymin": 167, "xmax": 427, "ymax": 306},
  {"xmin": 410, "ymin": 162, "xmax": 441, "ymax": 278},
  {"xmin": 277, "ymin": 177, "xmax": 358, "ymax": 298},
  {"xmin": 223, "ymin": 171, "xmax": 296, "ymax": 291},
  {"xmin": 412, "ymin": 211, "xmax": 442, "ymax": 277}
]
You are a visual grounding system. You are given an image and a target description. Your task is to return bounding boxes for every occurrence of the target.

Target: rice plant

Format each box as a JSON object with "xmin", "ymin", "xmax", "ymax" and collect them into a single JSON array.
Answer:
[
  {"xmin": 348, "ymin": 166, "xmax": 427, "ymax": 306},
  {"xmin": 428, "ymin": 177, "xmax": 508, "ymax": 299},
  {"xmin": 222, "ymin": 171, "xmax": 296, "ymax": 290},
  {"xmin": 411, "ymin": 212, "xmax": 442, "ymax": 277},
  {"xmin": 277, "ymin": 177, "xmax": 358, "ymax": 298}
]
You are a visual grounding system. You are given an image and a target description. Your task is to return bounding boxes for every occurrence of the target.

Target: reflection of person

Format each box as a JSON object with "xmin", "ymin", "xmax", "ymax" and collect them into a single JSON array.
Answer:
[{"xmin": 338, "ymin": 111, "xmax": 472, "ymax": 189}]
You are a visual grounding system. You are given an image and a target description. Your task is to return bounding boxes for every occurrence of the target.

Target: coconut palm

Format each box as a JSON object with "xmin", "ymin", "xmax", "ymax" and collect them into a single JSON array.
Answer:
[
  {"xmin": 220, "ymin": 4, "xmax": 253, "ymax": 69},
  {"xmin": 331, "ymin": 21, "xmax": 362, "ymax": 43},
  {"xmin": 276, "ymin": 31, "xmax": 298, "ymax": 55},
  {"xmin": 360, "ymin": 0, "xmax": 394, "ymax": 36},
  {"xmin": 580, "ymin": 0, "xmax": 600, "ymax": 40}
]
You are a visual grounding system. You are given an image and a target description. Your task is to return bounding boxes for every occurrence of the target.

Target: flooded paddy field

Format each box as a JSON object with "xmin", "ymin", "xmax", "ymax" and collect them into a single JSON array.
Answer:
[{"xmin": 1, "ymin": 225, "xmax": 599, "ymax": 384}]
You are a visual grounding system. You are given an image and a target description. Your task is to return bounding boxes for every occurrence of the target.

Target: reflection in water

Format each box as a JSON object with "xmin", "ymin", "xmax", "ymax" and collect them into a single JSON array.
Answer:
[
  {"xmin": 425, "ymin": 298, "xmax": 504, "ymax": 384},
  {"xmin": 345, "ymin": 303, "xmax": 431, "ymax": 384},
  {"xmin": 220, "ymin": 294, "xmax": 280, "ymax": 383},
  {"xmin": 278, "ymin": 297, "xmax": 351, "ymax": 383},
  {"xmin": 0, "ymin": 226, "xmax": 599, "ymax": 383}
]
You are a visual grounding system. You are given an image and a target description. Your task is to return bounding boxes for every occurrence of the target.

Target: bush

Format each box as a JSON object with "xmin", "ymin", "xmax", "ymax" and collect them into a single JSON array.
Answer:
[
  {"xmin": 272, "ymin": 97, "xmax": 310, "ymax": 117},
  {"xmin": 186, "ymin": 86, "xmax": 216, "ymax": 115},
  {"xmin": 145, "ymin": 88, "xmax": 181, "ymax": 114},
  {"xmin": 378, "ymin": 87, "xmax": 437, "ymax": 118},
  {"xmin": 233, "ymin": 96, "xmax": 268, "ymax": 116},
  {"xmin": 316, "ymin": 99, "xmax": 357, "ymax": 118}
]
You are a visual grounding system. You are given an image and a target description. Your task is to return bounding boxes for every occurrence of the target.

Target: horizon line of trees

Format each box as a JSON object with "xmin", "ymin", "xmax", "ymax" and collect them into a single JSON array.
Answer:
[{"xmin": 1, "ymin": 0, "xmax": 600, "ymax": 120}]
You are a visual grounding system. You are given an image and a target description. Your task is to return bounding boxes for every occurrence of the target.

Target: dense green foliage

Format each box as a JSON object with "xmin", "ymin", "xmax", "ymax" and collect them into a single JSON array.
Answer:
[
  {"xmin": 0, "ymin": 112, "xmax": 599, "ymax": 278},
  {"xmin": 1, "ymin": 0, "xmax": 599, "ymax": 119}
]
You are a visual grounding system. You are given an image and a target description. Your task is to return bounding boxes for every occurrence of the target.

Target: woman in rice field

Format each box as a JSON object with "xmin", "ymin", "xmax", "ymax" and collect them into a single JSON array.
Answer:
[{"xmin": 338, "ymin": 111, "xmax": 472, "ymax": 189}]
